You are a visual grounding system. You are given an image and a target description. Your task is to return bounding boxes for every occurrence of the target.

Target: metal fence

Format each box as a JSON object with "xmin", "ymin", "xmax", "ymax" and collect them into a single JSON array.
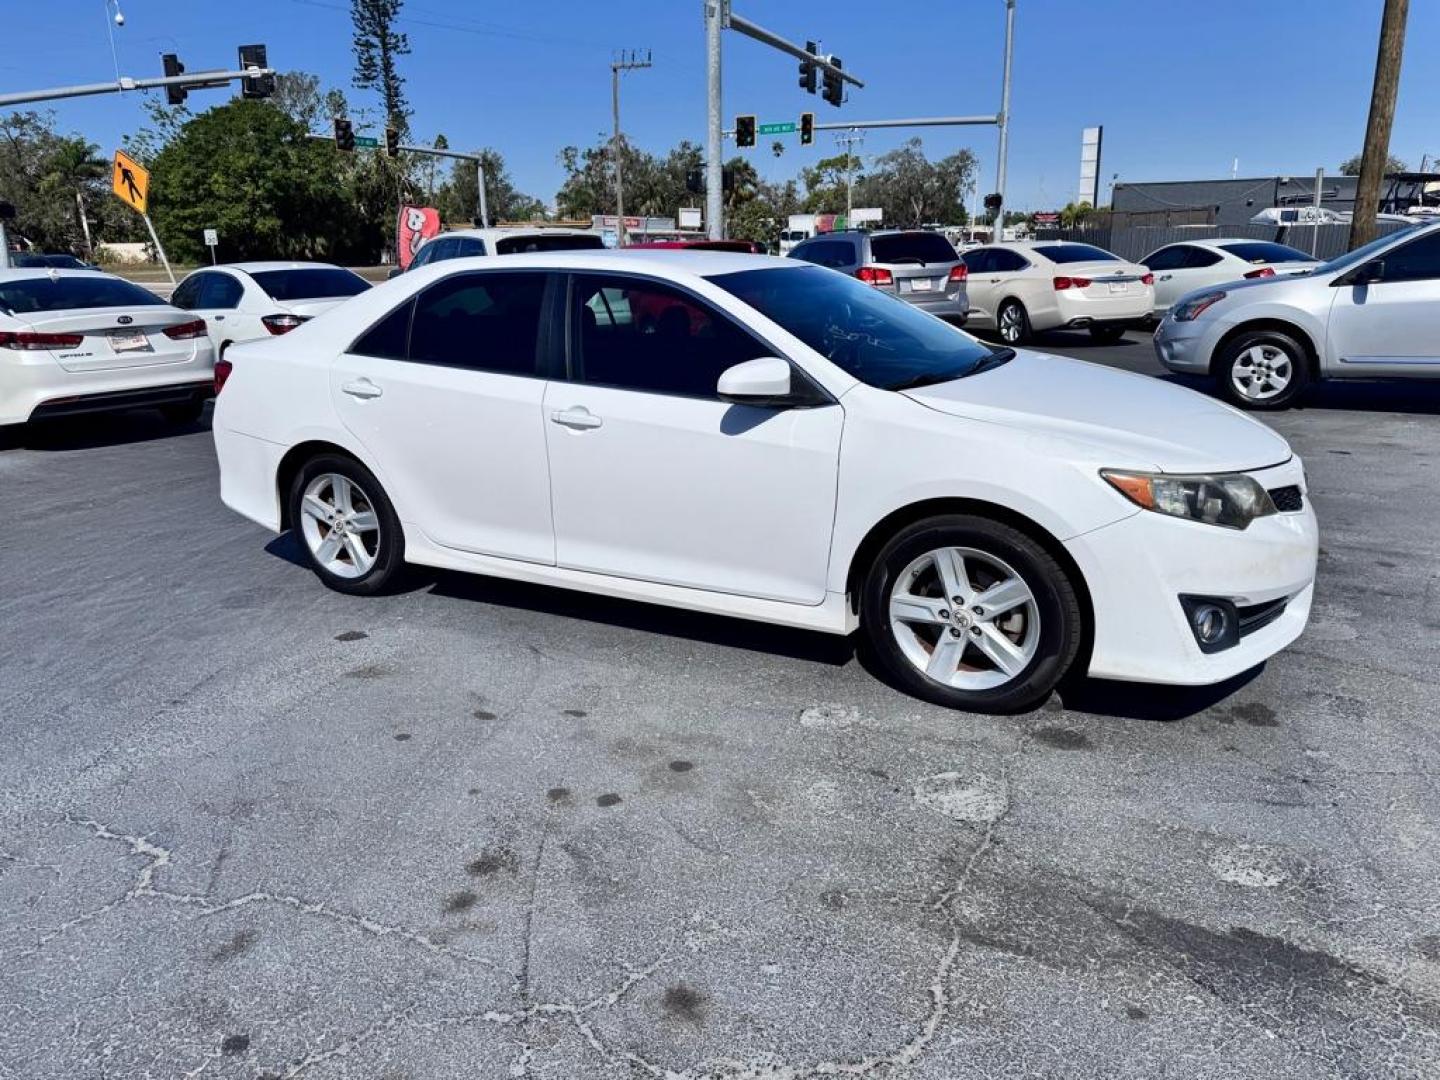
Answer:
[{"xmin": 1032, "ymin": 221, "xmax": 1411, "ymax": 263}]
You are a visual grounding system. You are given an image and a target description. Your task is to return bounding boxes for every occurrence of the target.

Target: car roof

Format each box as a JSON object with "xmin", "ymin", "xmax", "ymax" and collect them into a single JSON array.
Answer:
[
  {"xmin": 0, "ymin": 267, "xmax": 118, "ymax": 282},
  {"xmin": 404, "ymin": 248, "xmax": 788, "ymax": 279},
  {"xmin": 434, "ymin": 227, "xmax": 595, "ymax": 242},
  {"xmin": 215, "ymin": 261, "xmax": 347, "ymax": 273}
]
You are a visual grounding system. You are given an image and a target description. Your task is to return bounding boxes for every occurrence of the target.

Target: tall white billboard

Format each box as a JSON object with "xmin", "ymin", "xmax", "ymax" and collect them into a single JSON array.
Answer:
[{"xmin": 1078, "ymin": 126, "xmax": 1104, "ymax": 207}]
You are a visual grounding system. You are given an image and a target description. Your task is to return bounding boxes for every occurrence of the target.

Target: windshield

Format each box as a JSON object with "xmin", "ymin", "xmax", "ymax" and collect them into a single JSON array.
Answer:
[
  {"xmin": 250, "ymin": 267, "xmax": 371, "ymax": 301},
  {"xmin": 0, "ymin": 275, "xmax": 166, "ymax": 315},
  {"xmin": 710, "ymin": 264, "xmax": 997, "ymax": 391},
  {"xmin": 495, "ymin": 233, "xmax": 605, "ymax": 254},
  {"xmin": 1033, "ymin": 244, "xmax": 1119, "ymax": 264},
  {"xmin": 1312, "ymin": 225, "xmax": 1422, "ymax": 275}
]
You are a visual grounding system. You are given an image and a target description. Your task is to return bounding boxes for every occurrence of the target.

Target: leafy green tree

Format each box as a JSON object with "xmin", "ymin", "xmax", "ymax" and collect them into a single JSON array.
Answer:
[
  {"xmin": 351, "ymin": 0, "xmax": 412, "ymax": 138},
  {"xmin": 435, "ymin": 148, "xmax": 544, "ymax": 224},
  {"xmin": 149, "ymin": 99, "xmax": 367, "ymax": 263},
  {"xmin": 800, "ymin": 152, "xmax": 863, "ymax": 214},
  {"xmin": 1340, "ymin": 152, "xmax": 1406, "ymax": 176}
]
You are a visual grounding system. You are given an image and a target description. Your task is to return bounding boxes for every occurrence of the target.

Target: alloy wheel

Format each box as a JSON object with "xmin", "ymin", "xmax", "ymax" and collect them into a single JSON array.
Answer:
[
  {"xmin": 888, "ymin": 545, "xmax": 1040, "ymax": 690},
  {"xmin": 1232, "ymin": 344, "xmax": 1293, "ymax": 401},
  {"xmin": 299, "ymin": 473, "xmax": 380, "ymax": 579},
  {"xmin": 999, "ymin": 305, "xmax": 1024, "ymax": 343}
]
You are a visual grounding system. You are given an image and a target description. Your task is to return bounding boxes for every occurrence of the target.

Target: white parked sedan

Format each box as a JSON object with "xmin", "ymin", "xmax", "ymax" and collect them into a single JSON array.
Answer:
[
  {"xmin": 0, "ymin": 269, "xmax": 213, "ymax": 428},
  {"xmin": 169, "ymin": 262, "xmax": 371, "ymax": 356},
  {"xmin": 960, "ymin": 241, "xmax": 1154, "ymax": 344},
  {"xmin": 1140, "ymin": 239, "xmax": 1320, "ymax": 316},
  {"xmin": 213, "ymin": 251, "xmax": 1317, "ymax": 714}
]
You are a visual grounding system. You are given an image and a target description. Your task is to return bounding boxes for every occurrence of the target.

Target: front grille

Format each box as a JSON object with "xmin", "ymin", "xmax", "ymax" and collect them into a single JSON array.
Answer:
[
  {"xmin": 1268, "ymin": 485, "xmax": 1304, "ymax": 513},
  {"xmin": 1237, "ymin": 598, "xmax": 1288, "ymax": 638}
]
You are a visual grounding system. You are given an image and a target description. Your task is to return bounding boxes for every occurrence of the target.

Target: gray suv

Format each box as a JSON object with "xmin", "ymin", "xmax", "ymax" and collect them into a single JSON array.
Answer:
[{"xmin": 788, "ymin": 230, "xmax": 969, "ymax": 323}]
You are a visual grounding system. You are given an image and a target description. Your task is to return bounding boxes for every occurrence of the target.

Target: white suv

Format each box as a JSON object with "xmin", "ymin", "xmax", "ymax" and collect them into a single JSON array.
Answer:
[
  {"xmin": 390, "ymin": 227, "xmax": 606, "ymax": 278},
  {"xmin": 1154, "ymin": 222, "xmax": 1440, "ymax": 409}
]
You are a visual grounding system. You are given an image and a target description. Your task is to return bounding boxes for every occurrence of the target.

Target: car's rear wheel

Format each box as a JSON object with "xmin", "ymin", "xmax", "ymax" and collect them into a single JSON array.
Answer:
[
  {"xmin": 288, "ymin": 454, "xmax": 405, "ymax": 595},
  {"xmin": 1089, "ymin": 324, "xmax": 1127, "ymax": 344},
  {"xmin": 997, "ymin": 300, "xmax": 1031, "ymax": 345},
  {"xmin": 1215, "ymin": 330, "xmax": 1310, "ymax": 410},
  {"xmin": 860, "ymin": 515, "xmax": 1082, "ymax": 714}
]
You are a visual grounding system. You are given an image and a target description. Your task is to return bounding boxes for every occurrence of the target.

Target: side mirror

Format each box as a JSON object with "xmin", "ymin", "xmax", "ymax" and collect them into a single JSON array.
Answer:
[{"xmin": 717, "ymin": 356, "xmax": 812, "ymax": 408}]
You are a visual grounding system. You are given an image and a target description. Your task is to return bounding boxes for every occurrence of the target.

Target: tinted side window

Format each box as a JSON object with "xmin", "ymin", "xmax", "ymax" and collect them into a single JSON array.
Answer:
[
  {"xmin": 351, "ymin": 299, "xmax": 413, "ymax": 359},
  {"xmin": 793, "ymin": 240, "xmax": 855, "ymax": 269},
  {"xmin": 991, "ymin": 250, "xmax": 1029, "ymax": 272},
  {"xmin": 408, "ymin": 272, "xmax": 547, "ymax": 374},
  {"xmin": 571, "ymin": 274, "xmax": 766, "ymax": 398},
  {"xmin": 1184, "ymin": 247, "xmax": 1223, "ymax": 268},
  {"xmin": 961, "ymin": 250, "xmax": 993, "ymax": 274},
  {"xmin": 199, "ymin": 274, "xmax": 243, "ymax": 309},
  {"xmin": 170, "ymin": 276, "xmax": 203, "ymax": 309},
  {"xmin": 1380, "ymin": 231, "xmax": 1440, "ymax": 282},
  {"xmin": 1142, "ymin": 247, "xmax": 1188, "ymax": 272},
  {"xmin": 451, "ymin": 238, "xmax": 487, "ymax": 257}
]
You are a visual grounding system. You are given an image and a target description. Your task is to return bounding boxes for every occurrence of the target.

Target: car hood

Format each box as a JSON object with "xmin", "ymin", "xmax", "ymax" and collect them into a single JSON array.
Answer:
[{"xmin": 902, "ymin": 350, "xmax": 1291, "ymax": 473}]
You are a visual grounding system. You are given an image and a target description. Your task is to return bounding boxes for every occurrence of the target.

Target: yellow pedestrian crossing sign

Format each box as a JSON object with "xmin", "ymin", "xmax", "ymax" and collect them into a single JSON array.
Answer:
[{"xmin": 112, "ymin": 150, "xmax": 149, "ymax": 214}]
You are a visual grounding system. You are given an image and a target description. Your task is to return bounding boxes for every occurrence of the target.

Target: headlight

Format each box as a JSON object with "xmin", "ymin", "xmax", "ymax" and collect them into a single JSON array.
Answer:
[
  {"xmin": 1172, "ymin": 291, "xmax": 1226, "ymax": 321},
  {"xmin": 1101, "ymin": 470, "xmax": 1277, "ymax": 529}
]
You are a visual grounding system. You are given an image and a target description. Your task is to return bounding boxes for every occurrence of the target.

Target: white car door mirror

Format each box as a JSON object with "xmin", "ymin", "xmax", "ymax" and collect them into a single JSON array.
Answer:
[{"xmin": 717, "ymin": 357, "xmax": 797, "ymax": 407}]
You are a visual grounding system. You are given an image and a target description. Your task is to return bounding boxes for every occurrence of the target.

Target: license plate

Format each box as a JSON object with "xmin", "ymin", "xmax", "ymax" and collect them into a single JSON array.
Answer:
[
  {"xmin": 1108, "ymin": 283, "xmax": 1128, "ymax": 295},
  {"xmin": 910, "ymin": 277, "xmax": 934, "ymax": 292},
  {"xmin": 108, "ymin": 330, "xmax": 151, "ymax": 352}
]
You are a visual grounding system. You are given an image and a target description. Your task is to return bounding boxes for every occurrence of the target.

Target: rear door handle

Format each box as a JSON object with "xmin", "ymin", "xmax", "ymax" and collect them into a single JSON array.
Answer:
[
  {"xmin": 550, "ymin": 406, "xmax": 602, "ymax": 430},
  {"xmin": 341, "ymin": 378, "xmax": 383, "ymax": 400},
  {"xmin": 1159, "ymin": 274, "xmax": 1173, "ymax": 281}
]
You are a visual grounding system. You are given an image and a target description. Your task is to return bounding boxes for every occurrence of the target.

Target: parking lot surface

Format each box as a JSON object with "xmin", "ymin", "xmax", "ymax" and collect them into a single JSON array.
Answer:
[{"xmin": 3, "ymin": 333, "xmax": 1439, "ymax": 1079}]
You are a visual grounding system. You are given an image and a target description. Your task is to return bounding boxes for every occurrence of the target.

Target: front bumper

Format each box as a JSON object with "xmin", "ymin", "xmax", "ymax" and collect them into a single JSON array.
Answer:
[
  {"xmin": 1153, "ymin": 315, "xmax": 1220, "ymax": 373},
  {"xmin": 1066, "ymin": 457, "xmax": 1318, "ymax": 685}
]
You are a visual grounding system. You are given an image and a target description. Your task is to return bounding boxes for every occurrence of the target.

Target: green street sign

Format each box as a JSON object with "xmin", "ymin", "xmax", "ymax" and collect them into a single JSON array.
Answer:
[
  {"xmin": 354, "ymin": 136, "xmax": 379, "ymax": 148},
  {"xmin": 758, "ymin": 121, "xmax": 796, "ymax": 135}
]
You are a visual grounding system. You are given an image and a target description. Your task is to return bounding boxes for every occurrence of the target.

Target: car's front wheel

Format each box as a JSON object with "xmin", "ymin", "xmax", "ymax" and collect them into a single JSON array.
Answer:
[
  {"xmin": 861, "ymin": 515, "xmax": 1083, "ymax": 714},
  {"xmin": 288, "ymin": 454, "xmax": 405, "ymax": 595},
  {"xmin": 1214, "ymin": 330, "xmax": 1311, "ymax": 410},
  {"xmin": 1089, "ymin": 324, "xmax": 1127, "ymax": 344},
  {"xmin": 996, "ymin": 300, "xmax": 1031, "ymax": 345}
]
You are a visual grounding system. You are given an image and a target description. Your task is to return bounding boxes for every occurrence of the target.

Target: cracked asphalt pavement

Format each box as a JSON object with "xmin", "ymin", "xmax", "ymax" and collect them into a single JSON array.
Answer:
[{"xmin": 3, "ymin": 333, "xmax": 1440, "ymax": 1078}]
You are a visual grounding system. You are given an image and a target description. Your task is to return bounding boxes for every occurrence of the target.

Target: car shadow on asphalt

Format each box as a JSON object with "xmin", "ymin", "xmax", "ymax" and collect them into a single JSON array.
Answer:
[
  {"xmin": 0, "ymin": 407, "xmax": 212, "ymax": 451},
  {"xmin": 1155, "ymin": 372, "xmax": 1440, "ymax": 415}
]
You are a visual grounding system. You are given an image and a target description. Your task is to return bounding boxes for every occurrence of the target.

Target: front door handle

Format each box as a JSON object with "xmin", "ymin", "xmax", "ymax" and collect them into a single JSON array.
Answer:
[
  {"xmin": 550, "ymin": 406, "xmax": 602, "ymax": 430},
  {"xmin": 341, "ymin": 378, "xmax": 383, "ymax": 400}
]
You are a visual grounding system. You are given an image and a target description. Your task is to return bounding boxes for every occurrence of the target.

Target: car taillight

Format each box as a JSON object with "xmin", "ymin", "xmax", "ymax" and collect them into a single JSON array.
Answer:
[
  {"xmin": 1243, "ymin": 266, "xmax": 1276, "ymax": 279},
  {"xmin": 163, "ymin": 318, "xmax": 207, "ymax": 340},
  {"xmin": 948, "ymin": 264, "xmax": 968, "ymax": 282},
  {"xmin": 0, "ymin": 330, "xmax": 84, "ymax": 350},
  {"xmin": 1053, "ymin": 276, "xmax": 1092, "ymax": 290},
  {"xmin": 1140, "ymin": 273, "xmax": 1154, "ymax": 286},
  {"xmin": 262, "ymin": 314, "xmax": 307, "ymax": 335},
  {"xmin": 856, "ymin": 266, "xmax": 894, "ymax": 286},
  {"xmin": 213, "ymin": 357, "xmax": 233, "ymax": 395}
]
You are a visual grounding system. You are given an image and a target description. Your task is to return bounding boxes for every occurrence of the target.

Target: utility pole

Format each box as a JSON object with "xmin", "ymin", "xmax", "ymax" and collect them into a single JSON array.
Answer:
[
  {"xmin": 611, "ymin": 49, "xmax": 651, "ymax": 247},
  {"xmin": 833, "ymin": 129, "xmax": 864, "ymax": 223},
  {"xmin": 705, "ymin": 1, "xmax": 725, "ymax": 239},
  {"xmin": 1350, "ymin": 0, "xmax": 1409, "ymax": 249},
  {"xmin": 994, "ymin": 0, "xmax": 1016, "ymax": 228}
]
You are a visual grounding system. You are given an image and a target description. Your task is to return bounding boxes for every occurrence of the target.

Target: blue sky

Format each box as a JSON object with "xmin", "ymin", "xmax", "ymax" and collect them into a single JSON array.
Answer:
[{"xmin": 8, "ymin": 1, "xmax": 1439, "ymax": 212}]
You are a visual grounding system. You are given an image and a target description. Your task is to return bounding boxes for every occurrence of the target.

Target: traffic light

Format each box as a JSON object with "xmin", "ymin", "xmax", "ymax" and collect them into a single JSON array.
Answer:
[
  {"xmin": 822, "ymin": 56, "xmax": 844, "ymax": 107},
  {"xmin": 798, "ymin": 39, "xmax": 817, "ymax": 94},
  {"xmin": 686, "ymin": 168, "xmax": 703, "ymax": 194},
  {"xmin": 238, "ymin": 44, "xmax": 274, "ymax": 100},
  {"xmin": 799, "ymin": 112, "xmax": 814, "ymax": 146},
  {"xmin": 162, "ymin": 53, "xmax": 187, "ymax": 106},
  {"xmin": 334, "ymin": 117, "xmax": 355, "ymax": 153},
  {"xmin": 385, "ymin": 126, "xmax": 400, "ymax": 157},
  {"xmin": 735, "ymin": 115, "xmax": 756, "ymax": 149},
  {"xmin": 983, "ymin": 193, "xmax": 1003, "ymax": 212}
]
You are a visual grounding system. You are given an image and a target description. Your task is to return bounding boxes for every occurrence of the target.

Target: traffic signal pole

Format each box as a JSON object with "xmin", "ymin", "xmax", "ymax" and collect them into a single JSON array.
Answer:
[
  {"xmin": 307, "ymin": 134, "xmax": 490, "ymax": 226},
  {"xmin": 0, "ymin": 66, "xmax": 275, "ymax": 107}
]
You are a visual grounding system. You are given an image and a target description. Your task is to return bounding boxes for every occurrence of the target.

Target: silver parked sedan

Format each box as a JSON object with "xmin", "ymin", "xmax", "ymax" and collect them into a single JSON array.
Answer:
[
  {"xmin": 1153, "ymin": 222, "xmax": 1440, "ymax": 409},
  {"xmin": 787, "ymin": 230, "xmax": 970, "ymax": 323}
]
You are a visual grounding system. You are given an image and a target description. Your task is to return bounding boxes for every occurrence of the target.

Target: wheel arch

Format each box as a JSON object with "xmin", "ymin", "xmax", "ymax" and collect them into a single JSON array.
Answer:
[
  {"xmin": 844, "ymin": 497, "xmax": 1094, "ymax": 668},
  {"xmin": 276, "ymin": 440, "xmax": 363, "ymax": 530},
  {"xmin": 1211, "ymin": 319, "xmax": 1320, "ymax": 380}
]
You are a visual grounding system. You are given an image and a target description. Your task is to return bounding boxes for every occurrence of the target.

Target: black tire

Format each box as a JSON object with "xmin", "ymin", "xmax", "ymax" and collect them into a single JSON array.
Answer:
[
  {"xmin": 1213, "ymin": 329, "xmax": 1311, "ymax": 411},
  {"xmin": 287, "ymin": 453, "xmax": 406, "ymax": 596},
  {"xmin": 996, "ymin": 299, "xmax": 1031, "ymax": 345},
  {"xmin": 1089, "ymin": 324, "xmax": 1127, "ymax": 344},
  {"xmin": 860, "ymin": 514, "xmax": 1083, "ymax": 715},
  {"xmin": 160, "ymin": 397, "xmax": 206, "ymax": 425}
]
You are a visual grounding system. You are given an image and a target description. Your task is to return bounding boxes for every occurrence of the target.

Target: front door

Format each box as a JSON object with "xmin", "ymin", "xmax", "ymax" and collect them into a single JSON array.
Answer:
[
  {"xmin": 542, "ymin": 272, "xmax": 843, "ymax": 605},
  {"xmin": 1327, "ymin": 229, "xmax": 1440, "ymax": 375},
  {"xmin": 330, "ymin": 270, "xmax": 558, "ymax": 564}
]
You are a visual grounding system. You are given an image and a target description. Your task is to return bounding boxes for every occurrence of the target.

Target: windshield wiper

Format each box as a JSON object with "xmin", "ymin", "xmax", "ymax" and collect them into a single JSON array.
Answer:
[
  {"xmin": 972, "ymin": 346, "xmax": 1016, "ymax": 374},
  {"xmin": 887, "ymin": 372, "xmax": 960, "ymax": 392}
]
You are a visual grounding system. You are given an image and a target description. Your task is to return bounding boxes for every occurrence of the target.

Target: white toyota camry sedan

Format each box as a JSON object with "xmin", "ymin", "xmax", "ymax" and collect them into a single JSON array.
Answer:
[{"xmin": 213, "ymin": 251, "xmax": 1317, "ymax": 714}]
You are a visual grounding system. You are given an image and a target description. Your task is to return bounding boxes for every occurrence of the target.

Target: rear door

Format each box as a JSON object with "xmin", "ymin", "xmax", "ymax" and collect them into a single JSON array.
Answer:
[
  {"xmin": 960, "ymin": 249, "xmax": 997, "ymax": 322},
  {"xmin": 0, "ymin": 274, "xmax": 202, "ymax": 372},
  {"xmin": 187, "ymin": 271, "xmax": 248, "ymax": 344},
  {"xmin": 868, "ymin": 232, "xmax": 963, "ymax": 304},
  {"xmin": 330, "ymin": 270, "xmax": 558, "ymax": 563}
]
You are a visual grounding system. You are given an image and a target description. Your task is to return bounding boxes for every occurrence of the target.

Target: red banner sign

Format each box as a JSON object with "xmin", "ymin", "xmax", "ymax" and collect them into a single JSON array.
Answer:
[{"xmin": 397, "ymin": 205, "xmax": 442, "ymax": 270}]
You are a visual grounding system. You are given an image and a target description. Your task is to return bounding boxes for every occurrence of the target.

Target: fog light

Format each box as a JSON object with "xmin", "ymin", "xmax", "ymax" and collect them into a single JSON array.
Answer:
[{"xmin": 1179, "ymin": 595, "xmax": 1240, "ymax": 654}]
